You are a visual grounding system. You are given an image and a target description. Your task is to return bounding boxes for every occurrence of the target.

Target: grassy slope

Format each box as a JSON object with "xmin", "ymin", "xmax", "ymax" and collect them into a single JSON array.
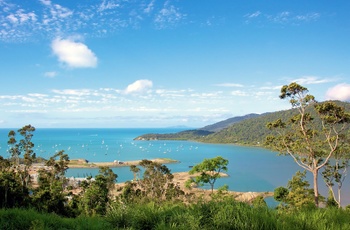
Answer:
[{"xmin": 2, "ymin": 201, "xmax": 350, "ymax": 230}]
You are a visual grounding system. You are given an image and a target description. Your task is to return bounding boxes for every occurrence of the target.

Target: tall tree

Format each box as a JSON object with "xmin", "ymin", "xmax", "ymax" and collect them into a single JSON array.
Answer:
[
  {"xmin": 266, "ymin": 83, "xmax": 350, "ymax": 207},
  {"xmin": 321, "ymin": 136, "xmax": 350, "ymax": 207},
  {"xmin": 79, "ymin": 167, "xmax": 117, "ymax": 216},
  {"xmin": 139, "ymin": 159, "xmax": 174, "ymax": 201},
  {"xmin": 121, "ymin": 160, "xmax": 184, "ymax": 203},
  {"xmin": 33, "ymin": 150, "xmax": 70, "ymax": 215},
  {"xmin": 188, "ymin": 156, "xmax": 228, "ymax": 193},
  {"xmin": 6, "ymin": 125, "xmax": 36, "ymax": 196},
  {"xmin": 130, "ymin": 164, "xmax": 140, "ymax": 181}
]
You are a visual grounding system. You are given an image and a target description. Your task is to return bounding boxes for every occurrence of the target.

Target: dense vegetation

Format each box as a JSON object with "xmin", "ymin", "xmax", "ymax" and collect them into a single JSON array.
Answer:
[{"xmin": 2, "ymin": 199, "xmax": 350, "ymax": 230}]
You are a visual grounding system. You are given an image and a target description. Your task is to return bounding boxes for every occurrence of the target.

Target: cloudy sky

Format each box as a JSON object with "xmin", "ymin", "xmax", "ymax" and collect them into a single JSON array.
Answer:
[{"xmin": 1, "ymin": 0, "xmax": 350, "ymax": 128}]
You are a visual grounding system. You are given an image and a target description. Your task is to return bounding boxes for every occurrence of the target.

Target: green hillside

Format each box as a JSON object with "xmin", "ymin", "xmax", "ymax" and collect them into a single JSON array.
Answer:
[
  {"xmin": 134, "ymin": 100, "xmax": 350, "ymax": 146},
  {"xmin": 199, "ymin": 113, "xmax": 261, "ymax": 132}
]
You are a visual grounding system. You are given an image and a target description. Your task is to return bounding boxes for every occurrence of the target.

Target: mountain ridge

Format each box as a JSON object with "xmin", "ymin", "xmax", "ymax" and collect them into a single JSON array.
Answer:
[{"xmin": 134, "ymin": 100, "xmax": 350, "ymax": 146}]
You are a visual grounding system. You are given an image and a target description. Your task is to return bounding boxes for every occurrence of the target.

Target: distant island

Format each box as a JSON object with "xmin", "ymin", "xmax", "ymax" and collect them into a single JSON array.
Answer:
[{"xmin": 134, "ymin": 101, "xmax": 350, "ymax": 146}]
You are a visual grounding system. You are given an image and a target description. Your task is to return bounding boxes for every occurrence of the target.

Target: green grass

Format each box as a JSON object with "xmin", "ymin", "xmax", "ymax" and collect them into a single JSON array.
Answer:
[
  {"xmin": 2, "ymin": 200, "xmax": 350, "ymax": 230},
  {"xmin": 0, "ymin": 208, "xmax": 112, "ymax": 230}
]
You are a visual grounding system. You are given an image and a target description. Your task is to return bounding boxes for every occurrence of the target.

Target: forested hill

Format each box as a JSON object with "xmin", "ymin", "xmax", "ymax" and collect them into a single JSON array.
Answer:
[
  {"xmin": 199, "ymin": 113, "xmax": 261, "ymax": 132},
  {"xmin": 134, "ymin": 101, "xmax": 350, "ymax": 146}
]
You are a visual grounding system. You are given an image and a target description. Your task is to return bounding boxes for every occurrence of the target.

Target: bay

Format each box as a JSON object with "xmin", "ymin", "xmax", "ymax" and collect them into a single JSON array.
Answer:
[{"xmin": 0, "ymin": 128, "xmax": 348, "ymax": 205}]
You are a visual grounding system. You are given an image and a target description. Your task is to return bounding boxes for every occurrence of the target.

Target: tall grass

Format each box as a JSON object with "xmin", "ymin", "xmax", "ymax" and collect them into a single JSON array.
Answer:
[
  {"xmin": 106, "ymin": 198, "xmax": 350, "ymax": 230},
  {"xmin": 0, "ymin": 208, "xmax": 112, "ymax": 230},
  {"xmin": 2, "ymin": 200, "xmax": 350, "ymax": 229}
]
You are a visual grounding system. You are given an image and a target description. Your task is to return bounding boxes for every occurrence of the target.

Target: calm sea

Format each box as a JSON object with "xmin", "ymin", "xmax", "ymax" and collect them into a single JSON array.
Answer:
[{"xmin": 0, "ymin": 128, "xmax": 348, "ymax": 205}]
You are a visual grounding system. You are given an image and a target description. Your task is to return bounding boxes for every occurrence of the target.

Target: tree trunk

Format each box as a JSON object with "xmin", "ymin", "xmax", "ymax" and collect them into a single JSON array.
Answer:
[
  {"xmin": 313, "ymin": 169, "xmax": 319, "ymax": 207},
  {"xmin": 338, "ymin": 185, "xmax": 342, "ymax": 208}
]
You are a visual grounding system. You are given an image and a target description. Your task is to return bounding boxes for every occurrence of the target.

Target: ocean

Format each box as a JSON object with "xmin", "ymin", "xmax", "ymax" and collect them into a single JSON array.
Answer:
[{"xmin": 0, "ymin": 128, "xmax": 347, "ymax": 205}]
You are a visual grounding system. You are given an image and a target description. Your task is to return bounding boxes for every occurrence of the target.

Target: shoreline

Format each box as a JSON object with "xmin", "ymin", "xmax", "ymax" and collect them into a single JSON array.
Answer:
[
  {"xmin": 33, "ymin": 159, "xmax": 274, "ymax": 203},
  {"xmin": 68, "ymin": 158, "xmax": 179, "ymax": 168}
]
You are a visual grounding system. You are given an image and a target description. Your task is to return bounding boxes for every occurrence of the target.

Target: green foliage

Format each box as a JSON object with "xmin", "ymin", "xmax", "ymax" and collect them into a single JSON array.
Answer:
[
  {"xmin": 286, "ymin": 171, "xmax": 316, "ymax": 209},
  {"xmin": 251, "ymin": 195, "xmax": 267, "ymax": 208},
  {"xmin": 0, "ymin": 208, "xmax": 113, "ymax": 230},
  {"xmin": 266, "ymin": 83, "xmax": 350, "ymax": 207},
  {"xmin": 275, "ymin": 171, "xmax": 316, "ymax": 210},
  {"xmin": 274, "ymin": 186, "xmax": 289, "ymax": 203},
  {"xmin": 32, "ymin": 150, "xmax": 72, "ymax": 216},
  {"xmin": 3, "ymin": 202, "xmax": 350, "ymax": 230},
  {"xmin": 105, "ymin": 197, "xmax": 350, "ymax": 230},
  {"xmin": 189, "ymin": 156, "xmax": 228, "ymax": 193},
  {"xmin": 0, "ymin": 170, "xmax": 29, "ymax": 208},
  {"xmin": 121, "ymin": 160, "xmax": 185, "ymax": 204},
  {"xmin": 79, "ymin": 166, "xmax": 117, "ymax": 216},
  {"xmin": 0, "ymin": 125, "xmax": 39, "ymax": 209}
]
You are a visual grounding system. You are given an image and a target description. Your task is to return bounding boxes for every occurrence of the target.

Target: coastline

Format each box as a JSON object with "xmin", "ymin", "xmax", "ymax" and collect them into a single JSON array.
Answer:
[
  {"xmin": 32, "ymin": 158, "xmax": 274, "ymax": 203},
  {"xmin": 68, "ymin": 158, "xmax": 179, "ymax": 168}
]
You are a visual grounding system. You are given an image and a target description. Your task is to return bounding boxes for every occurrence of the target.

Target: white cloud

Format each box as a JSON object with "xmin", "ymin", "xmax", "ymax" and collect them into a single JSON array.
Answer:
[
  {"xmin": 295, "ymin": 13, "xmax": 320, "ymax": 21},
  {"xmin": 144, "ymin": 0, "xmax": 156, "ymax": 14},
  {"xmin": 291, "ymin": 76, "xmax": 334, "ymax": 85},
  {"xmin": 125, "ymin": 79, "xmax": 153, "ymax": 94},
  {"xmin": 52, "ymin": 89, "xmax": 92, "ymax": 96},
  {"xmin": 0, "ymin": 1, "xmax": 189, "ymax": 42},
  {"xmin": 98, "ymin": 0, "xmax": 120, "ymax": 12},
  {"xmin": 40, "ymin": 0, "xmax": 51, "ymax": 6},
  {"xmin": 7, "ymin": 14, "xmax": 18, "ymax": 23},
  {"xmin": 259, "ymin": 85, "xmax": 282, "ymax": 90},
  {"xmin": 245, "ymin": 11, "xmax": 320, "ymax": 25},
  {"xmin": 6, "ymin": 10, "xmax": 37, "ymax": 25},
  {"xmin": 154, "ymin": 1, "xmax": 186, "ymax": 29},
  {"xmin": 245, "ymin": 11, "xmax": 261, "ymax": 18},
  {"xmin": 44, "ymin": 71, "xmax": 58, "ymax": 78},
  {"xmin": 215, "ymin": 83, "xmax": 244, "ymax": 87},
  {"xmin": 231, "ymin": 90, "xmax": 248, "ymax": 96},
  {"xmin": 325, "ymin": 83, "xmax": 350, "ymax": 101},
  {"xmin": 51, "ymin": 38, "xmax": 98, "ymax": 68}
]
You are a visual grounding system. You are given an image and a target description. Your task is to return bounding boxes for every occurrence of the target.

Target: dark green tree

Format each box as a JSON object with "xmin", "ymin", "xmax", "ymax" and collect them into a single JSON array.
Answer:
[
  {"xmin": 32, "ymin": 150, "xmax": 70, "ymax": 216},
  {"xmin": 266, "ymin": 83, "xmax": 350, "ymax": 207},
  {"xmin": 7, "ymin": 125, "xmax": 36, "ymax": 189},
  {"xmin": 274, "ymin": 186, "xmax": 289, "ymax": 204},
  {"xmin": 0, "ymin": 169, "xmax": 29, "ymax": 208},
  {"xmin": 79, "ymin": 167, "xmax": 117, "ymax": 216},
  {"xmin": 188, "ymin": 156, "xmax": 228, "ymax": 193}
]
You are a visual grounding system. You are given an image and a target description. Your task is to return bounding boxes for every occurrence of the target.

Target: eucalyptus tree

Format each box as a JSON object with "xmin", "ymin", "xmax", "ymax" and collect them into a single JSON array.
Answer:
[
  {"xmin": 7, "ymin": 125, "xmax": 36, "ymax": 189},
  {"xmin": 33, "ymin": 150, "xmax": 70, "ymax": 215},
  {"xmin": 321, "ymin": 136, "xmax": 350, "ymax": 207},
  {"xmin": 122, "ymin": 160, "xmax": 184, "ymax": 203},
  {"xmin": 188, "ymin": 156, "xmax": 228, "ymax": 193},
  {"xmin": 138, "ymin": 159, "xmax": 175, "ymax": 201},
  {"xmin": 0, "ymin": 160, "xmax": 28, "ymax": 208},
  {"xmin": 79, "ymin": 166, "xmax": 117, "ymax": 216},
  {"xmin": 130, "ymin": 164, "xmax": 140, "ymax": 181},
  {"xmin": 266, "ymin": 83, "xmax": 350, "ymax": 207}
]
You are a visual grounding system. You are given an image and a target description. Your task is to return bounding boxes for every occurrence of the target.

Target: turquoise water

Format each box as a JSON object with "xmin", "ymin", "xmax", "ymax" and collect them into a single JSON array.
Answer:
[{"xmin": 0, "ymin": 128, "xmax": 347, "ymax": 205}]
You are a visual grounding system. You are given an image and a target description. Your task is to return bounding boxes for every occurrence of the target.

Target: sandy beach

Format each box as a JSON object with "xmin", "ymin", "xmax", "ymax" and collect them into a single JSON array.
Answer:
[{"xmin": 68, "ymin": 158, "xmax": 179, "ymax": 168}]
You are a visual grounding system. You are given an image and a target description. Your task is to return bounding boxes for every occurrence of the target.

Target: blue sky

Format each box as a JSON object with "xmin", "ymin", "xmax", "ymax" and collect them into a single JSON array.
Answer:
[{"xmin": 1, "ymin": 0, "xmax": 350, "ymax": 128}]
